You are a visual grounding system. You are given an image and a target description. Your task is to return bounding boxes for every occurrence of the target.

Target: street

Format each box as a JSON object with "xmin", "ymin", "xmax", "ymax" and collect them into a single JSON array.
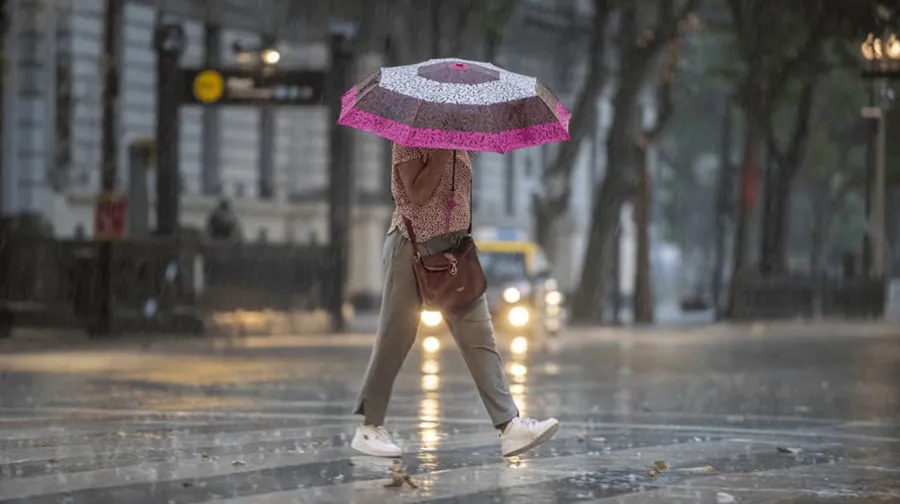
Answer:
[{"xmin": 0, "ymin": 323, "xmax": 899, "ymax": 503}]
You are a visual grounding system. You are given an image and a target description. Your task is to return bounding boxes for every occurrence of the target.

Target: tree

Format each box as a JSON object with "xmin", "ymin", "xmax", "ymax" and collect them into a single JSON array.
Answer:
[
  {"xmin": 0, "ymin": 0, "xmax": 7, "ymax": 214},
  {"xmin": 533, "ymin": 0, "xmax": 613, "ymax": 254},
  {"xmin": 571, "ymin": 0, "xmax": 700, "ymax": 324},
  {"xmin": 723, "ymin": 0, "xmax": 833, "ymax": 315},
  {"xmin": 632, "ymin": 18, "xmax": 689, "ymax": 323}
]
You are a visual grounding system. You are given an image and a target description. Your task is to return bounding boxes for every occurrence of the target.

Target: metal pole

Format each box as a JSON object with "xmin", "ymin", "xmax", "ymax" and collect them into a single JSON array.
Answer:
[
  {"xmin": 127, "ymin": 141, "xmax": 151, "ymax": 238},
  {"xmin": 258, "ymin": 104, "xmax": 275, "ymax": 199},
  {"xmin": 327, "ymin": 26, "xmax": 355, "ymax": 333},
  {"xmin": 257, "ymin": 34, "xmax": 276, "ymax": 201},
  {"xmin": 863, "ymin": 84, "xmax": 876, "ymax": 277},
  {"xmin": 201, "ymin": 23, "xmax": 221, "ymax": 196},
  {"xmin": 154, "ymin": 21, "xmax": 185, "ymax": 236},
  {"xmin": 874, "ymin": 78, "xmax": 887, "ymax": 278},
  {"xmin": 95, "ymin": 0, "xmax": 122, "ymax": 336}
]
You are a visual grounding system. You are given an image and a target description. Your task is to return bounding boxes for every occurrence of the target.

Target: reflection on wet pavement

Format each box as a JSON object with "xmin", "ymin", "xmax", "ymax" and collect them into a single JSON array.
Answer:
[{"xmin": 0, "ymin": 324, "xmax": 899, "ymax": 503}]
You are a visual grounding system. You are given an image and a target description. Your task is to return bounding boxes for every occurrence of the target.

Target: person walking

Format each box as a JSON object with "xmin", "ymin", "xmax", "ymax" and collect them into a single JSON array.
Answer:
[{"xmin": 351, "ymin": 143, "xmax": 559, "ymax": 458}]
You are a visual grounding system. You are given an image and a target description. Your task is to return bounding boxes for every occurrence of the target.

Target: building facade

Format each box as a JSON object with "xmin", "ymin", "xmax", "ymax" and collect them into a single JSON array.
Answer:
[{"xmin": 1, "ymin": 0, "xmax": 641, "ymax": 304}]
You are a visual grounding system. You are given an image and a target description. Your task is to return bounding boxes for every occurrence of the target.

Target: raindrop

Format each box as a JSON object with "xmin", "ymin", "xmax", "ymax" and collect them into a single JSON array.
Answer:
[
  {"xmin": 164, "ymin": 262, "xmax": 178, "ymax": 282},
  {"xmin": 143, "ymin": 299, "xmax": 158, "ymax": 318}
]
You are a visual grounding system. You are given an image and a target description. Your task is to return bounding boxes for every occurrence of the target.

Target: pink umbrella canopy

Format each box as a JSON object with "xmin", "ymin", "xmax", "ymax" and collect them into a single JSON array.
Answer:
[{"xmin": 338, "ymin": 58, "xmax": 571, "ymax": 153}]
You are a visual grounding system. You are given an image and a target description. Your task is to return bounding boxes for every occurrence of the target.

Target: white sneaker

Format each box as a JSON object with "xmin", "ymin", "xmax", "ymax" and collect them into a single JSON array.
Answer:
[
  {"xmin": 500, "ymin": 417, "xmax": 560, "ymax": 457},
  {"xmin": 350, "ymin": 425, "xmax": 403, "ymax": 457}
]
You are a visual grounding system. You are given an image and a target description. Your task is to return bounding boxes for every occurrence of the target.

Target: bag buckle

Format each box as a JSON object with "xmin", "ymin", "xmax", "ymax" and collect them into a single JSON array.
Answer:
[{"xmin": 445, "ymin": 253, "xmax": 458, "ymax": 276}]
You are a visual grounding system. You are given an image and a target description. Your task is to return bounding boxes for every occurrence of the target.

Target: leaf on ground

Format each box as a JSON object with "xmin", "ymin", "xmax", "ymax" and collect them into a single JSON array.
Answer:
[
  {"xmin": 679, "ymin": 465, "xmax": 716, "ymax": 473},
  {"xmin": 716, "ymin": 492, "xmax": 737, "ymax": 504},
  {"xmin": 385, "ymin": 460, "xmax": 417, "ymax": 489}
]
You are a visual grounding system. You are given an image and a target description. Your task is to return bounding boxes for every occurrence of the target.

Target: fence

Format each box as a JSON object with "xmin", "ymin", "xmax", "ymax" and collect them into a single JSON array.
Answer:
[
  {"xmin": 0, "ymin": 236, "xmax": 332, "ymax": 338},
  {"xmin": 730, "ymin": 274, "xmax": 887, "ymax": 321}
]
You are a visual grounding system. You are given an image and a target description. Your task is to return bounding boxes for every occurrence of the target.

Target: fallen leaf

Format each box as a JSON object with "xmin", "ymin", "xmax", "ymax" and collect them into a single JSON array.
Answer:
[
  {"xmin": 679, "ymin": 465, "xmax": 716, "ymax": 473},
  {"xmin": 716, "ymin": 492, "xmax": 736, "ymax": 504},
  {"xmin": 505, "ymin": 456, "xmax": 522, "ymax": 467},
  {"xmin": 385, "ymin": 460, "xmax": 418, "ymax": 489}
]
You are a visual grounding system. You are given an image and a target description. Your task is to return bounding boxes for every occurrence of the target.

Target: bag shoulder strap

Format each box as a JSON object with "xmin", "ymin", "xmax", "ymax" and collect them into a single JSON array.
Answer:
[
  {"xmin": 402, "ymin": 216, "xmax": 418, "ymax": 244},
  {"xmin": 467, "ymin": 153, "xmax": 473, "ymax": 235}
]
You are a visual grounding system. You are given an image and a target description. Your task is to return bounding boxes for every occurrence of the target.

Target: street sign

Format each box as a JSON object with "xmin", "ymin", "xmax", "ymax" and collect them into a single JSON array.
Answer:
[
  {"xmin": 180, "ymin": 68, "xmax": 326, "ymax": 106},
  {"xmin": 94, "ymin": 192, "xmax": 127, "ymax": 240},
  {"xmin": 193, "ymin": 70, "xmax": 224, "ymax": 103},
  {"xmin": 861, "ymin": 106, "xmax": 884, "ymax": 119}
]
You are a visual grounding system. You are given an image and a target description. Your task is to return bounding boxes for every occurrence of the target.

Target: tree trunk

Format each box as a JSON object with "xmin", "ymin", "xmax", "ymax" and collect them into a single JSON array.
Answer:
[
  {"xmin": 710, "ymin": 95, "xmax": 733, "ymax": 318},
  {"xmin": 533, "ymin": 0, "xmax": 611, "ymax": 252},
  {"xmin": 572, "ymin": 178, "xmax": 625, "ymax": 323},
  {"xmin": 632, "ymin": 145, "xmax": 654, "ymax": 323},
  {"xmin": 611, "ymin": 214, "xmax": 622, "ymax": 325},
  {"xmin": 759, "ymin": 72, "xmax": 818, "ymax": 274},
  {"xmin": 0, "ymin": 0, "xmax": 7, "ymax": 214},
  {"xmin": 569, "ymin": 72, "xmax": 645, "ymax": 323},
  {"xmin": 570, "ymin": 0, "xmax": 696, "ymax": 324},
  {"xmin": 430, "ymin": 0, "xmax": 442, "ymax": 57},
  {"xmin": 809, "ymin": 192, "xmax": 827, "ymax": 277},
  {"xmin": 726, "ymin": 117, "xmax": 762, "ymax": 319}
]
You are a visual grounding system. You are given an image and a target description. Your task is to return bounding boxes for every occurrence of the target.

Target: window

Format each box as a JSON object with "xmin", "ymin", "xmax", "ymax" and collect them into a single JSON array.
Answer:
[{"xmin": 480, "ymin": 252, "xmax": 528, "ymax": 283}]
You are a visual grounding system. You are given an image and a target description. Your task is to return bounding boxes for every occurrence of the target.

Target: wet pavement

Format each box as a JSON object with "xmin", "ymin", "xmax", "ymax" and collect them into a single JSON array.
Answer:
[{"xmin": 0, "ymin": 322, "xmax": 899, "ymax": 503}]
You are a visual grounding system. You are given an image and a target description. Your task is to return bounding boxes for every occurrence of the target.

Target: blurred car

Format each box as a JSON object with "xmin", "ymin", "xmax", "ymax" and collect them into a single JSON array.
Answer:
[
  {"xmin": 679, "ymin": 290, "xmax": 711, "ymax": 312},
  {"xmin": 418, "ymin": 228, "xmax": 566, "ymax": 344}
]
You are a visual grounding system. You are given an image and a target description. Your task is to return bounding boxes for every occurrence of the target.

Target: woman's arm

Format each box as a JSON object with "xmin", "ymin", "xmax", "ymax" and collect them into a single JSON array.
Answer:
[{"xmin": 396, "ymin": 149, "xmax": 453, "ymax": 206}]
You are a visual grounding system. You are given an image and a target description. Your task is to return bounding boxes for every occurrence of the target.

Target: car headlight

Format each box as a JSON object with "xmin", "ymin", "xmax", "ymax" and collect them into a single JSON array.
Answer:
[
  {"xmin": 422, "ymin": 336, "xmax": 441, "ymax": 353},
  {"xmin": 421, "ymin": 310, "xmax": 442, "ymax": 327},
  {"xmin": 511, "ymin": 336, "xmax": 528, "ymax": 355},
  {"xmin": 508, "ymin": 306, "xmax": 530, "ymax": 327},
  {"xmin": 503, "ymin": 287, "xmax": 521, "ymax": 303},
  {"xmin": 545, "ymin": 291, "xmax": 563, "ymax": 306}
]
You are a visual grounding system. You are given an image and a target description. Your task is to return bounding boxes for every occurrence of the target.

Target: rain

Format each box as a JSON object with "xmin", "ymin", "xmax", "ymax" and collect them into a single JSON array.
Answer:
[{"xmin": 1, "ymin": 0, "xmax": 900, "ymax": 502}]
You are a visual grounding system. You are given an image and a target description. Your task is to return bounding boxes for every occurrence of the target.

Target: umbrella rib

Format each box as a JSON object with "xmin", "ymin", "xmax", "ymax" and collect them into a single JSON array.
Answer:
[{"xmin": 408, "ymin": 99, "xmax": 425, "ymax": 147}]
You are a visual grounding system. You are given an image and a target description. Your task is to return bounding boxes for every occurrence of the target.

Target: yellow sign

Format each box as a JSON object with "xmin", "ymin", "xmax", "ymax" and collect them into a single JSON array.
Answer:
[{"xmin": 193, "ymin": 70, "xmax": 224, "ymax": 103}]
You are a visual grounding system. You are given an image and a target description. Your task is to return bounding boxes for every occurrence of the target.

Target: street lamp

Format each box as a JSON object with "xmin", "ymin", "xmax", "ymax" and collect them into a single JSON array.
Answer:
[
  {"xmin": 862, "ymin": 32, "xmax": 900, "ymax": 65},
  {"xmin": 232, "ymin": 40, "xmax": 281, "ymax": 67},
  {"xmin": 859, "ymin": 31, "xmax": 895, "ymax": 279},
  {"xmin": 261, "ymin": 48, "xmax": 281, "ymax": 65}
]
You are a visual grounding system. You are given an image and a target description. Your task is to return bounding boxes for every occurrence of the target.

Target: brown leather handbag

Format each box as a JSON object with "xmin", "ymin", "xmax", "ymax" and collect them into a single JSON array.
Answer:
[{"xmin": 402, "ymin": 151, "xmax": 487, "ymax": 312}]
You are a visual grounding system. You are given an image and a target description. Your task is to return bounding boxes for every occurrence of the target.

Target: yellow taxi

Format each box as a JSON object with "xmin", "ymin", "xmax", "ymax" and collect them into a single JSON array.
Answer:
[{"xmin": 418, "ymin": 228, "xmax": 565, "ymax": 344}]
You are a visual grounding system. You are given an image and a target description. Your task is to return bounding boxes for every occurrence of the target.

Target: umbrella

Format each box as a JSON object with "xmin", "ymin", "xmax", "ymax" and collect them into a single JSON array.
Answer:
[{"xmin": 338, "ymin": 58, "xmax": 571, "ymax": 153}]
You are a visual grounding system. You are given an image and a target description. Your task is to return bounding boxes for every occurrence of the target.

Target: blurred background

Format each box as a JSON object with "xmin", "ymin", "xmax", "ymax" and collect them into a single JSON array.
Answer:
[{"xmin": 1, "ymin": 0, "xmax": 899, "ymax": 338}]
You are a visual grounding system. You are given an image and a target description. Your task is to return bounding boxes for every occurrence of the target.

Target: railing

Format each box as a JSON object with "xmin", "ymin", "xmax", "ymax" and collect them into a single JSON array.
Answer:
[
  {"xmin": 730, "ymin": 274, "xmax": 887, "ymax": 321},
  {"xmin": 0, "ymin": 237, "xmax": 333, "ymax": 337}
]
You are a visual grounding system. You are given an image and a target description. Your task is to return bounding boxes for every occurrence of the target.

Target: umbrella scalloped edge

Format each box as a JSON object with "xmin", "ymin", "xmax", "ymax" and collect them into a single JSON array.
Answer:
[{"xmin": 338, "ymin": 88, "xmax": 572, "ymax": 153}]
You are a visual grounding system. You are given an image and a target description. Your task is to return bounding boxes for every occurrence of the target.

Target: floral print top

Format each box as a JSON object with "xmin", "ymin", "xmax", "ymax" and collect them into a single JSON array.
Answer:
[{"xmin": 389, "ymin": 144, "xmax": 473, "ymax": 243}]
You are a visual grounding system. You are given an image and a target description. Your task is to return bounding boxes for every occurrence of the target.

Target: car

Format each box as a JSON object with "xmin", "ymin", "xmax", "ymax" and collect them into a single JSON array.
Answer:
[{"xmin": 418, "ymin": 228, "xmax": 566, "ymax": 350}]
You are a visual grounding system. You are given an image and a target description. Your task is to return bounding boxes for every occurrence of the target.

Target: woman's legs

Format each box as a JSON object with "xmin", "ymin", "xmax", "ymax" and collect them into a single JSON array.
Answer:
[
  {"xmin": 353, "ymin": 231, "xmax": 421, "ymax": 426},
  {"xmin": 443, "ymin": 296, "xmax": 520, "ymax": 428}
]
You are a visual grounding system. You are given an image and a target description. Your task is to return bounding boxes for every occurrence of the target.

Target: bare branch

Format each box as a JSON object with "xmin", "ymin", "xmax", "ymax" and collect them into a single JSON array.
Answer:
[
  {"xmin": 639, "ymin": 0, "xmax": 701, "ymax": 58},
  {"xmin": 540, "ymin": 0, "xmax": 613, "ymax": 210},
  {"xmin": 642, "ymin": 33, "xmax": 684, "ymax": 142}
]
